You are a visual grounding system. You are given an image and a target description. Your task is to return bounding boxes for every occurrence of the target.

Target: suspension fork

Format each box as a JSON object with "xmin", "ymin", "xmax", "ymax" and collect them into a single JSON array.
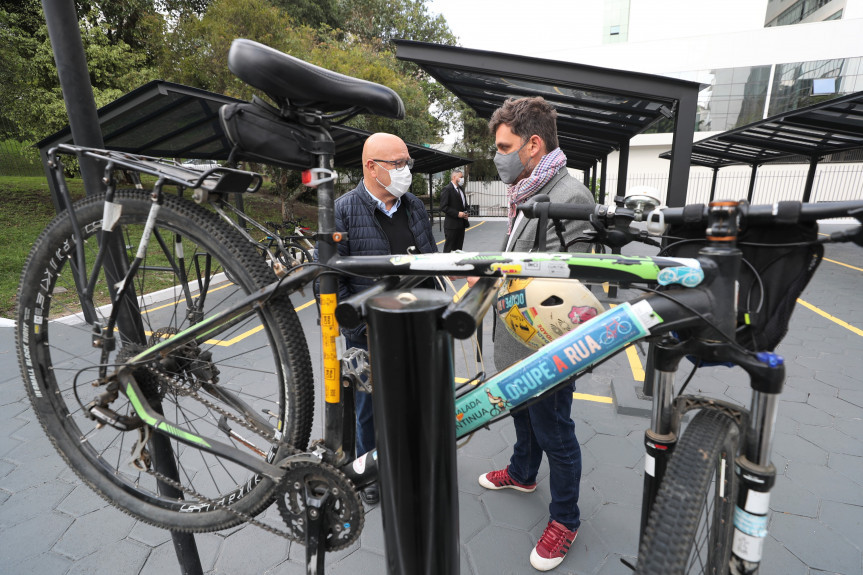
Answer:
[
  {"xmin": 640, "ymin": 338, "xmax": 682, "ymax": 538},
  {"xmin": 729, "ymin": 352, "xmax": 784, "ymax": 575}
]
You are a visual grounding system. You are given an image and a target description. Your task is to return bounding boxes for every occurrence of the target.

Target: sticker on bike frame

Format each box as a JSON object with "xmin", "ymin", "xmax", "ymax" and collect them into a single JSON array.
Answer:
[
  {"xmin": 732, "ymin": 528, "xmax": 765, "ymax": 563},
  {"xmin": 387, "ymin": 252, "xmax": 702, "ymax": 282},
  {"xmin": 320, "ymin": 294, "xmax": 341, "ymax": 404},
  {"xmin": 454, "ymin": 303, "xmax": 650, "ymax": 436},
  {"xmin": 656, "ymin": 265, "xmax": 705, "ymax": 287},
  {"xmin": 733, "ymin": 506, "xmax": 768, "ymax": 538}
]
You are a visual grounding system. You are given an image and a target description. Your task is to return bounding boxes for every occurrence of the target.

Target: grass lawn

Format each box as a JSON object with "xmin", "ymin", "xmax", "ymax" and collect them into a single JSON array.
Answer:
[{"xmin": 0, "ymin": 174, "xmax": 316, "ymax": 319}]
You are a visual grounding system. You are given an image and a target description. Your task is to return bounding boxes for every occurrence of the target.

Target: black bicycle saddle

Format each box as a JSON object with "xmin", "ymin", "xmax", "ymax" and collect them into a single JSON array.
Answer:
[{"xmin": 228, "ymin": 39, "xmax": 405, "ymax": 119}]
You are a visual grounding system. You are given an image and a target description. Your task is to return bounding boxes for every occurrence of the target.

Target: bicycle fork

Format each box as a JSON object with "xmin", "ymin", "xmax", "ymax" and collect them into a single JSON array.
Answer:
[{"xmin": 640, "ymin": 348, "xmax": 784, "ymax": 575}]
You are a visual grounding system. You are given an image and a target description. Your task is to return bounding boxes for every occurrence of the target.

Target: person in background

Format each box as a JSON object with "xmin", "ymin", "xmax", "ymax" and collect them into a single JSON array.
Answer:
[
  {"xmin": 439, "ymin": 169, "xmax": 469, "ymax": 252},
  {"xmin": 476, "ymin": 96, "xmax": 594, "ymax": 571},
  {"xmin": 332, "ymin": 132, "xmax": 438, "ymax": 505}
]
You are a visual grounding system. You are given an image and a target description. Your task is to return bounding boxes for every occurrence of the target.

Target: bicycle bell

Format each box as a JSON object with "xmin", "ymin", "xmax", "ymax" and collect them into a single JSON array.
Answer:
[{"xmin": 623, "ymin": 186, "xmax": 662, "ymax": 221}]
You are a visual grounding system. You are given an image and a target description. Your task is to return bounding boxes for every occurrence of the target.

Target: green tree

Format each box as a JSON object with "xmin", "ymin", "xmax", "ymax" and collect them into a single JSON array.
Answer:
[{"xmin": 271, "ymin": 0, "xmax": 343, "ymax": 28}]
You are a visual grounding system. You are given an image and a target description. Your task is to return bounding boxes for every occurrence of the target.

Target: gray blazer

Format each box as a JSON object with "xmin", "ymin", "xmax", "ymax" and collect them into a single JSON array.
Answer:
[{"xmin": 493, "ymin": 169, "xmax": 596, "ymax": 370}]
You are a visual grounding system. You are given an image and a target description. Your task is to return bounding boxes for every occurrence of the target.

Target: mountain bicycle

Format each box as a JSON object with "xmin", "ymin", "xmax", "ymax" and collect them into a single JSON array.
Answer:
[{"xmin": 15, "ymin": 38, "xmax": 863, "ymax": 574}]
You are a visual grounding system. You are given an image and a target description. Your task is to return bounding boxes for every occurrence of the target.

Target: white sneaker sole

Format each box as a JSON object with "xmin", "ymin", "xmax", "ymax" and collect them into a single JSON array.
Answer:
[
  {"xmin": 477, "ymin": 473, "xmax": 537, "ymax": 493},
  {"xmin": 529, "ymin": 547, "xmax": 565, "ymax": 571}
]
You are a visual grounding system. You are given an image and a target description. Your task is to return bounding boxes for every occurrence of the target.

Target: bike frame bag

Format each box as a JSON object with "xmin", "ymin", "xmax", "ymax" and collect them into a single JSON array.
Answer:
[
  {"xmin": 219, "ymin": 96, "xmax": 334, "ymax": 169},
  {"xmin": 665, "ymin": 202, "xmax": 824, "ymax": 351}
]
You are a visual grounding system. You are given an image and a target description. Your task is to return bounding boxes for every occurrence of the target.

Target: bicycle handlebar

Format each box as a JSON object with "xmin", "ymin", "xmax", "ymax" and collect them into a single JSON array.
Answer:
[{"xmin": 518, "ymin": 197, "xmax": 863, "ymax": 228}]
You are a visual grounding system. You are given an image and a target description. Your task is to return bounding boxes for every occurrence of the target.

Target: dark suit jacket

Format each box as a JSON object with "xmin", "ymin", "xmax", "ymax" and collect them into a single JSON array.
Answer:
[{"xmin": 439, "ymin": 181, "xmax": 468, "ymax": 230}]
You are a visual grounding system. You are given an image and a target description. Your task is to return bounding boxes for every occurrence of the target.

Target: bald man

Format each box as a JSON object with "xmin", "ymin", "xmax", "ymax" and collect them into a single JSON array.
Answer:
[{"xmin": 332, "ymin": 132, "xmax": 437, "ymax": 505}]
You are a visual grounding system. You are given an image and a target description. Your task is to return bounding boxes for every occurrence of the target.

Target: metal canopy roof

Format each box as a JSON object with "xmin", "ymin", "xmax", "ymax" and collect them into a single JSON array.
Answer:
[
  {"xmin": 394, "ymin": 40, "xmax": 703, "ymax": 171},
  {"xmin": 37, "ymin": 80, "xmax": 470, "ymax": 174},
  {"xmin": 659, "ymin": 91, "xmax": 863, "ymax": 168}
]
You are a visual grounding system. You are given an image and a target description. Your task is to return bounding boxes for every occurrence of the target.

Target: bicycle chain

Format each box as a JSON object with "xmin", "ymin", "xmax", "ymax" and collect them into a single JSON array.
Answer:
[
  {"xmin": 135, "ymin": 364, "xmax": 364, "ymax": 545},
  {"xmin": 144, "ymin": 467, "xmax": 295, "ymax": 540}
]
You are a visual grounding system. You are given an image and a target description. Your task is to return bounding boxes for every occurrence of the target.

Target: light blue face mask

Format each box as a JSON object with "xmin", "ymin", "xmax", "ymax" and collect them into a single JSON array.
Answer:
[{"xmin": 493, "ymin": 139, "xmax": 530, "ymax": 184}]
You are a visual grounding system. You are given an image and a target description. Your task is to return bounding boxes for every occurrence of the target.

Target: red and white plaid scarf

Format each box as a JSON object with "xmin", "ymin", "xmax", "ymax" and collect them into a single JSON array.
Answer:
[{"xmin": 507, "ymin": 147, "xmax": 567, "ymax": 232}]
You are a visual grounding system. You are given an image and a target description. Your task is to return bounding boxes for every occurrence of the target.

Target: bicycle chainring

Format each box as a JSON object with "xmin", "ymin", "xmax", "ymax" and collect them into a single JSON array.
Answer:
[{"xmin": 276, "ymin": 457, "xmax": 364, "ymax": 551}]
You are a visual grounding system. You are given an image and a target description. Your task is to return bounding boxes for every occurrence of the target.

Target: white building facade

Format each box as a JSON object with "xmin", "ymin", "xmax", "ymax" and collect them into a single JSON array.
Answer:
[{"xmin": 460, "ymin": 0, "xmax": 863, "ymax": 208}]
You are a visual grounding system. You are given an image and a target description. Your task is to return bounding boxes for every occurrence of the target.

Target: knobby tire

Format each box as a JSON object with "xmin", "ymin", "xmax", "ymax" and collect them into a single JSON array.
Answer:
[
  {"xmin": 15, "ymin": 190, "xmax": 315, "ymax": 532},
  {"xmin": 637, "ymin": 409, "xmax": 739, "ymax": 575}
]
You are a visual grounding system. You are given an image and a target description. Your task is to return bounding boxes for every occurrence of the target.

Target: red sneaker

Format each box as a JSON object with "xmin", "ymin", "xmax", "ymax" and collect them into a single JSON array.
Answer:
[
  {"xmin": 530, "ymin": 520, "xmax": 578, "ymax": 571},
  {"xmin": 478, "ymin": 467, "xmax": 537, "ymax": 493}
]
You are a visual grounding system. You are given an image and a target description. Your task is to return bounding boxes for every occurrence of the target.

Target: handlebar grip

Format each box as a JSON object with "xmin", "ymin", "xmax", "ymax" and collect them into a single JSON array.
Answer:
[{"xmin": 517, "ymin": 201, "xmax": 598, "ymax": 221}]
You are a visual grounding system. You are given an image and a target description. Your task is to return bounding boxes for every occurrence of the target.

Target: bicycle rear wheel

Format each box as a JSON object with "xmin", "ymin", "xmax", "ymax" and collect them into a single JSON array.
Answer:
[
  {"xmin": 16, "ymin": 190, "xmax": 314, "ymax": 532},
  {"xmin": 636, "ymin": 409, "xmax": 740, "ymax": 575}
]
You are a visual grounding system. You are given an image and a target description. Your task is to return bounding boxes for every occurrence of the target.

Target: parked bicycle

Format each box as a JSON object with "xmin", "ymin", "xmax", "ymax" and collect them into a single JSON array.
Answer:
[
  {"xmin": 263, "ymin": 219, "xmax": 315, "ymax": 262},
  {"xmin": 15, "ymin": 38, "xmax": 863, "ymax": 574}
]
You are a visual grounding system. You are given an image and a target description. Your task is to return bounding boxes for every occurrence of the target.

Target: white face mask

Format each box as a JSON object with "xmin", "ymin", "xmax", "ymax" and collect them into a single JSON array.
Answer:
[
  {"xmin": 375, "ymin": 162, "xmax": 413, "ymax": 198},
  {"xmin": 458, "ymin": 177, "xmax": 465, "ymax": 186}
]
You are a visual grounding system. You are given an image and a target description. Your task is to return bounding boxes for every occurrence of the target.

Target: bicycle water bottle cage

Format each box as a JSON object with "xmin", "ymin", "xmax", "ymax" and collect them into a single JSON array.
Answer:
[{"xmin": 227, "ymin": 39, "xmax": 405, "ymax": 120}]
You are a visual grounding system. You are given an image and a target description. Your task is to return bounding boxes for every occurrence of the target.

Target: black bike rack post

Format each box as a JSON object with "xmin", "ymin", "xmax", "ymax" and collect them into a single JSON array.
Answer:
[
  {"xmin": 366, "ymin": 288, "xmax": 460, "ymax": 575},
  {"xmin": 40, "ymin": 2, "xmax": 203, "ymax": 573}
]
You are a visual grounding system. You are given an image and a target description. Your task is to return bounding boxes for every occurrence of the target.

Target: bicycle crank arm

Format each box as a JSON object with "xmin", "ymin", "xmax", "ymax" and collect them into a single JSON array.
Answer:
[{"xmin": 117, "ymin": 370, "xmax": 284, "ymax": 481}]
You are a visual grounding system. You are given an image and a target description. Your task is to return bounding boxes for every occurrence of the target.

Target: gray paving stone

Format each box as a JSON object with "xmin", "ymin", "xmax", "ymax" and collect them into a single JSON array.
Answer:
[
  {"xmin": 216, "ymin": 522, "xmax": 291, "ymax": 574},
  {"xmin": 457, "ymin": 453, "xmax": 496, "ymax": 496},
  {"xmin": 819, "ymin": 499, "xmax": 863, "ymax": 549},
  {"xmin": 769, "ymin": 474, "xmax": 819, "ymax": 518},
  {"xmin": 0, "ymin": 479, "xmax": 74, "ymax": 529},
  {"xmin": 760, "ymin": 535, "xmax": 809, "ymax": 575},
  {"xmin": 463, "ymin": 524, "xmax": 535, "ymax": 575},
  {"xmin": 778, "ymin": 401, "xmax": 835, "ymax": 427},
  {"xmin": 798, "ymin": 423, "xmax": 863, "ymax": 457},
  {"xmin": 64, "ymin": 539, "xmax": 150, "ymax": 575},
  {"xmin": 596, "ymin": 553, "xmax": 639, "ymax": 575},
  {"xmin": 828, "ymin": 453, "xmax": 863, "ymax": 487},
  {"xmin": 53, "ymin": 506, "xmax": 137, "ymax": 560},
  {"xmin": 813, "ymin": 369, "xmax": 860, "ymax": 390},
  {"xmin": 573, "ymin": 476, "xmax": 604, "ymax": 525},
  {"xmin": 0, "ymin": 458, "xmax": 16, "ymax": 479},
  {"xmin": 0, "ymin": 456, "xmax": 70, "ymax": 494},
  {"xmin": 588, "ymin": 464, "xmax": 643, "ymax": 508},
  {"xmin": 481, "ymin": 484, "xmax": 547, "ymax": 531},
  {"xmin": 0, "ymin": 512, "xmax": 73, "ymax": 564},
  {"xmin": 585, "ymin": 502, "xmax": 640, "ymax": 558},
  {"xmin": 459, "ymin": 490, "xmax": 491, "ymax": 542},
  {"xmin": 56, "ymin": 483, "xmax": 109, "ymax": 517},
  {"xmin": 325, "ymin": 549, "xmax": 387, "ymax": 575},
  {"xmin": 785, "ymin": 461, "xmax": 863, "ymax": 506},
  {"xmin": 769, "ymin": 512, "xmax": 862, "ymax": 574},
  {"xmin": 139, "ymin": 533, "xmax": 222, "ymax": 574},
  {"xmin": 839, "ymin": 388, "xmax": 863, "ymax": 408},
  {"xmin": 807, "ymin": 394, "xmax": 863, "ymax": 420},
  {"xmin": 5, "ymin": 551, "xmax": 72, "ymax": 575},
  {"xmin": 836, "ymin": 416, "xmax": 863, "ymax": 440},
  {"xmin": 584, "ymin": 433, "xmax": 642, "ymax": 469},
  {"xmin": 128, "ymin": 520, "xmax": 175, "ymax": 547},
  {"xmin": 785, "ymin": 374, "xmax": 839, "ymax": 398},
  {"xmin": 773, "ymin": 433, "xmax": 827, "ymax": 465}
]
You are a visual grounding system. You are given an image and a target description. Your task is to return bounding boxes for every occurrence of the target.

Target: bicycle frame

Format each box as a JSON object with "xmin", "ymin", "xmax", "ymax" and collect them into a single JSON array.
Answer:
[{"xmin": 47, "ymin": 142, "xmax": 850, "ymax": 575}]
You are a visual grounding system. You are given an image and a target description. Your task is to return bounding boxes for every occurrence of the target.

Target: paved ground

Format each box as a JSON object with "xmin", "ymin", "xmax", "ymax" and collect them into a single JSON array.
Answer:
[{"xmin": 1, "ymin": 218, "xmax": 861, "ymax": 574}]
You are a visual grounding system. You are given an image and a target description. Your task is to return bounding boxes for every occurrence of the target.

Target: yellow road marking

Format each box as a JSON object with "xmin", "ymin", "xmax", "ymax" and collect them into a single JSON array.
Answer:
[
  {"xmin": 625, "ymin": 345, "xmax": 646, "ymax": 382},
  {"xmin": 822, "ymin": 257, "xmax": 863, "ymax": 273},
  {"xmin": 573, "ymin": 392, "xmax": 613, "ymax": 404},
  {"xmin": 797, "ymin": 299, "xmax": 863, "ymax": 336},
  {"xmin": 435, "ymin": 219, "xmax": 486, "ymax": 245}
]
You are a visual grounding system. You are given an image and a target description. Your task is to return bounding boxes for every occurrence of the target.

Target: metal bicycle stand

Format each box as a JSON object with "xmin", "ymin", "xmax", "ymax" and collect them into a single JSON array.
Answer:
[
  {"xmin": 41, "ymin": 1, "xmax": 204, "ymax": 572},
  {"xmin": 366, "ymin": 288, "xmax": 460, "ymax": 575}
]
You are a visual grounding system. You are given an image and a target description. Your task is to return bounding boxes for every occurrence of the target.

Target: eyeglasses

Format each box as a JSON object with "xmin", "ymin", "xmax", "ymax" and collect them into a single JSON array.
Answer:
[{"xmin": 373, "ymin": 158, "xmax": 414, "ymax": 171}]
